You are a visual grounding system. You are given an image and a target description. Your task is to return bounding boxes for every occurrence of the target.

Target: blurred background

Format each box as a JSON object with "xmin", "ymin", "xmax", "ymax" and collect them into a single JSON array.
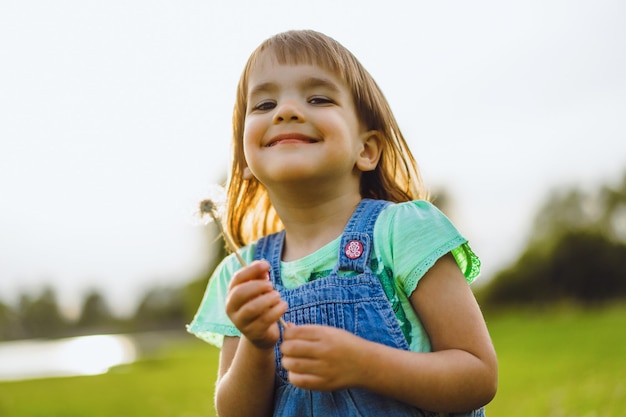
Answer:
[{"xmin": 1, "ymin": 1, "xmax": 625, "ymax": 416}]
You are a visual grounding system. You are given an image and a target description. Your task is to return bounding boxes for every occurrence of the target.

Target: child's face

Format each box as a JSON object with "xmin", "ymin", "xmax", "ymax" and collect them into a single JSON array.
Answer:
[{"xmin": 242, "ymin": 54, "xmax": 372, "ymax": 190}]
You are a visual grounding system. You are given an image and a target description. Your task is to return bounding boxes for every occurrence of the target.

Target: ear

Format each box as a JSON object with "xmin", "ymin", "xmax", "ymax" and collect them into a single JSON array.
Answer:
[{"xmin": 356, "ymin": 131, "xmax": 383, "ymax": 172}]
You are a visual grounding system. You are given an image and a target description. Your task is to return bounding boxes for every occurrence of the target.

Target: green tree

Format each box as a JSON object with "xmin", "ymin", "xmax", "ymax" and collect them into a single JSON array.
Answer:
[
  {"xmin": 484, "ymin": 230, "xmax": 626, "ymax": 306},
  {"xmin": 18, "ymin": 286, "xmax": 68, "ymax": 338},
  {"xmin": 531, "ymin": 171, "xmax": 626, "ymax": 248},
  {"xmin": 483, "ymin": 169, "xmax": 626, "ymax": 307},
  {"xmin": 598, "ymin": 171, "xmax": 626, "ymax": 241},
  {"xmin": 76, "ymin": 290, "xmax": 115, "ymax": 332},
  {"xmin": 0, "ymin": 300, "xmax": 22, "ymax": 341},
  {"xmin": 133, "ymin": 286, "xmax": 187, "ymax": 331}
]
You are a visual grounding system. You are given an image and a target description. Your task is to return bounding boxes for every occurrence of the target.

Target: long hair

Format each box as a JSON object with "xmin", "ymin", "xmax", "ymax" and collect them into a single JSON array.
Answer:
[{"xmin": 226, "ymin": 30, "xmax": 427, "ymax": 247}]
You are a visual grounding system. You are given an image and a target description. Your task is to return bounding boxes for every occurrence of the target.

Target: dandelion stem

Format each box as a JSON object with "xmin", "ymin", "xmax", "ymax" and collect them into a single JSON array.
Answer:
[
  {"xmin": 208, "ymin": 210, "xmax": 246, "ymax": 267},
  {"xmin": 200, "ymin": 199, "xmax": 287, "ymax": 328}
]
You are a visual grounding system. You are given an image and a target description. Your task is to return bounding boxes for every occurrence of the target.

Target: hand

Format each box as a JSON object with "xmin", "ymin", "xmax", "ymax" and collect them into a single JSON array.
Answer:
[
  {"xmin": 280, "ymin": 324, "xmax": 366, "ymax": 391},
  {"xmin": 226, "ymin": 260, "xmax": 288, "ymax": 350}
]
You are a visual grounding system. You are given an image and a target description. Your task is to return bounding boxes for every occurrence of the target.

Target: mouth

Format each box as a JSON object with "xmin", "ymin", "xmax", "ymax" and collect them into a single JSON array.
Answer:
[{"xmin": 265, "ymin": 133, "xmax": 319, "ymax": 147}]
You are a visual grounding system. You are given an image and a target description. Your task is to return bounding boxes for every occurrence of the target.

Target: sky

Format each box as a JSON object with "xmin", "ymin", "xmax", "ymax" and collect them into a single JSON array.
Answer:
[{"xmin": 1, "ymin": 1, "xmax": 625, "ymax": 317}]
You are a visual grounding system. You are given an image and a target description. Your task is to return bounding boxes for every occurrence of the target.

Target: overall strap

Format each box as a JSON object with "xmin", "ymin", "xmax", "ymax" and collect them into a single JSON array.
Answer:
[
  {"xmin": 253, "ymin": 230, "xmax": 285, "ymax": 286},
  {"xmin": 336, "ymin": 199, "xmax": 391, "ymax": 273}
]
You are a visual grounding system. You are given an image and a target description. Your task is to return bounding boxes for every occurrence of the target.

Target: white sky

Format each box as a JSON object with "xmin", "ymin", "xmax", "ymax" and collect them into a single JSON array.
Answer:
[{"xmin": 1, "ymin": 1, "xmax": 625, "ymax": 317}]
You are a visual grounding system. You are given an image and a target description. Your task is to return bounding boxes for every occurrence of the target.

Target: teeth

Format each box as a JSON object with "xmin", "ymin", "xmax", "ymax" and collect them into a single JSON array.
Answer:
[{"xmin": 265, "ymin": 138, "xmax": 317, "ymax": 146}]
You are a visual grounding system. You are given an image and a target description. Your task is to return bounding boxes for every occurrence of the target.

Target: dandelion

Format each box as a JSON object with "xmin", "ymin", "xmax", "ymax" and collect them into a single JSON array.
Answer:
[
  {"xmin": 198, "ymin": 185, "xmax": 286, "ymax": 328},
  {"xmin": 199, "ymin": 197, "xmax": 246, "ymax": 267}
]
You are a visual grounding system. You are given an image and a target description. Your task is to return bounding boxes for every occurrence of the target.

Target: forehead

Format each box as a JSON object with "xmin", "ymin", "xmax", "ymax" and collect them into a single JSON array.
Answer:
[
  {"xmin": 251, "ymin": 42, "xmax": 342, "ymax": 74},
  {"xmin": 246, "ymin": 53, "xmax": 348, "ymax": 94}
]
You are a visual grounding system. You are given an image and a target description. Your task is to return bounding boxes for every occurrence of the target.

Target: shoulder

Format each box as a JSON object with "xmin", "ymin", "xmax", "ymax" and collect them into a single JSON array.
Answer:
[
  {"xmin": 374, "ymin": 200, "xmax": 479, "ymax": 292},
  {"xmin": 376, "ymin": 200, "xmax": 456, "ymax": 234},
  {"xmin": 374, "ymin": 200, "xmax": 463, "ymax": 263}
]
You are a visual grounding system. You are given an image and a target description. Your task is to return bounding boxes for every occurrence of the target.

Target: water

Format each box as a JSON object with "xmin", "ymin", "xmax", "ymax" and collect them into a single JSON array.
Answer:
[{"xmin": 0, "ymin": 334, "xmax": 138, "ymax": 381}]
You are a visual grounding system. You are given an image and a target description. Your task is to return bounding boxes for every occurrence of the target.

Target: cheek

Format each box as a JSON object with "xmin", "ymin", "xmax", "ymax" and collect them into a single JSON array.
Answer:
[
  {"xmin": 242, "ymin": 119, "xmax": 263, "ymax": 168},
  {"xmin": 242, "ymin": 117, "xmax": 263, "ymax": 146}
]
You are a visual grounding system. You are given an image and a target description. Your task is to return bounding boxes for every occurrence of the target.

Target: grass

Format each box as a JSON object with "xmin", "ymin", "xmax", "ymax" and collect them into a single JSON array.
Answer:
[
  {"xmin": 0, "ymin": 337, "xmax": 220, "ymax": 417},
  {"xmin": 484, "ymin": 303, "xmax": 626, "ymax": 416},
  {"xmin": 1, "ymin": 304, "xmax": 624, "ymax": 416}
]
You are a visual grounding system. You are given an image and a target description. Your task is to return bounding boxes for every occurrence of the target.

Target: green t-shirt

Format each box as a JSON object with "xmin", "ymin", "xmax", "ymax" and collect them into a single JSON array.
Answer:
[{"xmin": 187, "ymin": 200, "xmax": 480, "ymax": 352}]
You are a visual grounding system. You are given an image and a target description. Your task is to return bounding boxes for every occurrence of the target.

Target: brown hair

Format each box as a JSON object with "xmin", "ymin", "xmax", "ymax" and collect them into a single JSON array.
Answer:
[{"xmin": 226, "ymin": 30, "xmax": 427, "ymax": 247}]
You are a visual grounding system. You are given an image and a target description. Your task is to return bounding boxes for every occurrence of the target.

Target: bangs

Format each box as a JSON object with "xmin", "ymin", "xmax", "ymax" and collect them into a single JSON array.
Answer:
[{"xmin": 245, "ymin": 30, "xmax": 351, "ymax": 87}]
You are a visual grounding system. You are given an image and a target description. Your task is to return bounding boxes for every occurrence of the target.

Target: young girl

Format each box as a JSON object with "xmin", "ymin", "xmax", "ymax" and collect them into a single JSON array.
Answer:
[{"xmin": 188, "ymin": 30, "xmax": 497, "ymax": 417}]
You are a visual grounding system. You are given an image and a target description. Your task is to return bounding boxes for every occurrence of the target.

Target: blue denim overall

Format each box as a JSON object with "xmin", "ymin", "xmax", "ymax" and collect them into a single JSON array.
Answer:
[{"xmin": 254, "ymin": 199, "xmax": 484, "ymax": 417}]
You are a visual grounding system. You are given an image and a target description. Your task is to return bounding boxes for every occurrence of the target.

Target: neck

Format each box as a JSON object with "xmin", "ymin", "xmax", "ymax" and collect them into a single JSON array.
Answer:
[{"xmin": 269, "ymin": 189, "xmax": 362, "ymax": 262}]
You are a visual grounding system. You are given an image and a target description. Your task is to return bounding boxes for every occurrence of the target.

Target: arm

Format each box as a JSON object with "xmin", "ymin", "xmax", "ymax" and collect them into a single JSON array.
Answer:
[
  {"xmin": 280, "ymin": 253, "xmax": 497, "ymax": 412},
  {"xmin": 214, "ymin": 261, "xmax": 288, "ymax": 417},
  {"xmin": 215, "ymin": 336, "xmax": 275, "ymax": 417}
]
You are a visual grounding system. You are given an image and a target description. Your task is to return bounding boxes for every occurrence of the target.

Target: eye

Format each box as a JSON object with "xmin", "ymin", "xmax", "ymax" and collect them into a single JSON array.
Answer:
[
  {"xmin": 308, "ymin": 96, "xmax": 334, "ymax": 105},
  {"xmin": 252, "ymin": 100, "xmax": 276, "ymax": 111}
]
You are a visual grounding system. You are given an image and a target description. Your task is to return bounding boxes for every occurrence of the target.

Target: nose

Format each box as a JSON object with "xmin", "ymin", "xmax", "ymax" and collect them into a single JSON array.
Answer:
[{"xmin": 273, "ymin": 100, "xmax": 305, "ymax": 124}]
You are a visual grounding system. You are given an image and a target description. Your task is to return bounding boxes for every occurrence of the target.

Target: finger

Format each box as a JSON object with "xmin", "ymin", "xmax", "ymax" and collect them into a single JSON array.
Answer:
[
  {"xmin": 288, "ymin": 372, "xmax": 334, "ymax": 392},
  {"xmin": 228, "ymin": 278, "xmax": 274, "ymax": 307},
  {"xmin": 283, "ymin": 324, "xmax": 325, "ymax": 341},
  {"xmin": 229, "ymin": 260, "xmax": 271, "ymax": 289},
  {"xmin": 265, "ymin": 299, "xmax": 289, "ymax": 326},
  {"xmin": 281, "ymin": 356, "xmax": 321, "ymax": 373},
  {"xmin": 251, "ymin": 299, "xmax": 287, "ymax": 335},
  {"xmin": 237, "ymin": 290, "xmax": 282, "ymax": 320},
  {"xmin": 236, "ymin": 299, "xmax": 288, "ymax": 348},
  {"xmin": 280, "ymin": 336, "xmax": 322, "ymax": 360},
  {"xmin": 228, "ymin": 288, "xmax": 282, "ymax": 324}
]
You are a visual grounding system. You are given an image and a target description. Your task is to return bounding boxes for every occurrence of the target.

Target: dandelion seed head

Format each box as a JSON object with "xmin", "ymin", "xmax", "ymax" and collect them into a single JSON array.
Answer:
[
  {"xmin": 199, "ymin": 199, "xmax": 217, "ymax": 215},
  {"xmin": 196, "ymin": 199, "xmax": 220, "ymax": 226},
  {"xmin": 192, "ymin": 184, "xmax": 228, "ymax": 226}
]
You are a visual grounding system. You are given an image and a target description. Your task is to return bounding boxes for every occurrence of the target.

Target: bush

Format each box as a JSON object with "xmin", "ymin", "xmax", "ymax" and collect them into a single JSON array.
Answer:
[{"xmin": 483, "ymin": 231, "xmax": 626, "ymax": 306}]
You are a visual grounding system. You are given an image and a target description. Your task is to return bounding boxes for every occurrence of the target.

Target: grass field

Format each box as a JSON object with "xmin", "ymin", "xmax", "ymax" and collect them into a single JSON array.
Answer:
[
  {"xmin": 484, "ymin": 304, "xmax": 626, "ymax": 417},
  {"xmin": 1, "ymin": 304, "xmax": 624, "ymax": 416}
]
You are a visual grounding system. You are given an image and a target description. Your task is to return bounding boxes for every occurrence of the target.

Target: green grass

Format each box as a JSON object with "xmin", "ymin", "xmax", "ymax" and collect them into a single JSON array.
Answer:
[
  {"xmin": 484, "ymin": 304, "xmax": 626, "ymax": 416},
  {"xmin": 0, "ymin": 337, "xmax": 220, "ymax": 417},
  {"xmin": 1, "ymin": 305, "xmax": 625, "ymax": 416}
]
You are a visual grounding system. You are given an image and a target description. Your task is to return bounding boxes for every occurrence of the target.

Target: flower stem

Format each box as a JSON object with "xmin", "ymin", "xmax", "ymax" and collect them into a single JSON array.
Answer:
[{"xmin": 201, "ymin": 201, "xmax": 286, "ymax": 328}]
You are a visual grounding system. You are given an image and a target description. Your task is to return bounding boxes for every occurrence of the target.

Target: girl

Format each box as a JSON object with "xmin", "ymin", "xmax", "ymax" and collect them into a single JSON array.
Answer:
[{"xmin": 188, "ymin": 30, "xmax": 497, "ymax": 417}]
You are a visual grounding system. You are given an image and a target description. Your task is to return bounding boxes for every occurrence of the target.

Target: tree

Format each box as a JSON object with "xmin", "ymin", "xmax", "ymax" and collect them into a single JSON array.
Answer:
[
  {"xmin": 0, "ymin": 300, "xmax": 21, "ymax": 341},
  {"xmin": 18, "ymin": 286, "xmax": 68, "ymax": 338},
  {"xmin": 482, "ymin": 169, "xmax": 626, "ymax": 307},
  {"xmin": 598, "ymin": 171, "xmax": 626, "ymax": 241},
  {"xmin": 133, "ymin": 286, "xmax": 187, "ymax": 331},
  {"xmin": 531, "ymin": 171, "xmax": 626, "ymax": 248},
  {"xmin": 76, "ymin": 290, "xmax": 115, "ymax": 331},
  {"xmin": 484, "ymin": 230, "xmax": 626, "ymax": 306}
]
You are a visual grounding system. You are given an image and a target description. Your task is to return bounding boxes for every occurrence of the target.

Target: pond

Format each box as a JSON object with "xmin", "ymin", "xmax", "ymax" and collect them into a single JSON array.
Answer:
[{"xmin": 0, "ymin": 334, "xmax": 138, "ymax": 381}]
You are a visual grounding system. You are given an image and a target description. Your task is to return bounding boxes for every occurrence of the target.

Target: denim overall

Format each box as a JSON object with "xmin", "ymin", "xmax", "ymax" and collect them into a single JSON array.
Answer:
[{"xmin": 254, "ymin": 199, "xmax": 484, "ymax": 417}]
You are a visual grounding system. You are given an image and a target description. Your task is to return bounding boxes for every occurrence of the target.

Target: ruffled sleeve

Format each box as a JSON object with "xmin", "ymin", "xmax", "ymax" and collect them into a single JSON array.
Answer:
[
  {"xmin": 186, "ymin": 247, "xmax": 256, "ymax": 348},
  {"xmin": 374, "ymin": 200, "xmax": 481, "ymax": 297}
]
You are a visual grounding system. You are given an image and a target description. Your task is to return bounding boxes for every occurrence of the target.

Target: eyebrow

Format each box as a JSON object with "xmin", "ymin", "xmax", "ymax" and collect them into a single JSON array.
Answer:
[{"xmin": 248, "ymin": 76, "xmax": 342, "ymax": 99}]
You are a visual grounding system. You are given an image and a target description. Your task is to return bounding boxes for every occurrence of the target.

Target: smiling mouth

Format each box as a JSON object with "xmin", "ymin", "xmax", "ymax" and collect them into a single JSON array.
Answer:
[{"xmin": 266, "ymin": 134, "xmax": 318, "ymax": 147}]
